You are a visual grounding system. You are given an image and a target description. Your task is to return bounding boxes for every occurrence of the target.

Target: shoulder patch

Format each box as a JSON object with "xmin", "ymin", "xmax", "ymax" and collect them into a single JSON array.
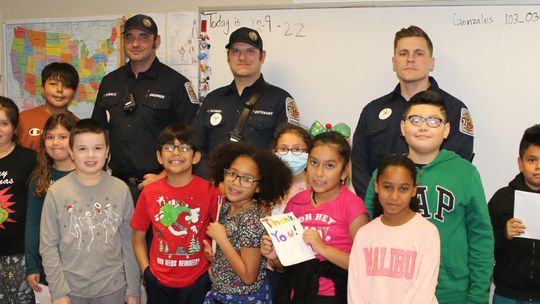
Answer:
[
  {"xmin": 185, "ymin": 82, "xmax": 199, "ymax": 104},
  {"xmin": 459, "ymin": 108, "xmax": 474, "ymax": 136},
  {"xmin": 285, "ymin": 97, "xmax": 300, "ymax": 123}
]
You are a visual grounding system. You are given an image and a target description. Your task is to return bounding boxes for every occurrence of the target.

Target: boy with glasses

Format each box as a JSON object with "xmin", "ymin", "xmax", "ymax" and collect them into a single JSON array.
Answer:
[
  {"xmin": 131, "ymin": 123, "xmax": 219, "ymax": 304},
  {"xmin": 363, "ymin": 90, "xmax": 493, "ymax": 304}
]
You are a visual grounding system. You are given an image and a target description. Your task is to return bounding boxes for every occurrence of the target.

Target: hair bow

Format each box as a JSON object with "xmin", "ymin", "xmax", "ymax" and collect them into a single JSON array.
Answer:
[{"xmin": 308, "ymin": 121, "xmax": 351, "ymax": 138}]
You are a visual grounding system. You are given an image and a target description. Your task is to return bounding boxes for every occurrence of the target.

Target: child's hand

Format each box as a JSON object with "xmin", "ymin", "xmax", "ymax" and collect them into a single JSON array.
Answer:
[
  {"xmin": 206, "ymin": 221, "xmax": 227, "ymax": 243},
  {"xmin": 303, "ymin": 228, "xmax": 326, "ymax": 254},
  {"xmin": 203, "ymin": 239, "xmax": 216, "ymax": 262},
  {"xmin": 506, "ymin": 217, "xmax": 526, "ymax": 240},
  {"xmin": 138, "ymin": 173, "xmax": 161, "ymax": 190},
  {"xmin": 53, "ymin": 295, "xmax": 72, "ymax": 304},
  {"xmin": 125, "ymin": 295, "xmax": 140, "ymax": 304},
  {"xmin": 261, "ymin": 235, "xmax": 277, "ymax": 260},
  {"xmin": 26, "ymin": 274, "xmax": 42, "ymax": 292}
]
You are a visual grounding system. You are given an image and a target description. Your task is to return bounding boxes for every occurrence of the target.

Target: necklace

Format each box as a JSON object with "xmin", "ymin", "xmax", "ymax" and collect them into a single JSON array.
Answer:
[
  {"xmin": 229, "ymin": 199, "xmax": 256, "ymax": 216},
  {"xmin": 0, "ymin": 142, "xmax": 15, "ymax": 159}
]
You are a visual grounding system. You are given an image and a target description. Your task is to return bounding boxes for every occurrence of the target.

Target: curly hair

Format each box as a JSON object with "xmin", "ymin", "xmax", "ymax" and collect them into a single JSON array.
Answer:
[
  {"xmin": 208, "ymin": 141, "xmax": 292, "ymax": 210},
  {"xmin": 32, "ymin": 113, "xmax": 77, "ymax": 197}
]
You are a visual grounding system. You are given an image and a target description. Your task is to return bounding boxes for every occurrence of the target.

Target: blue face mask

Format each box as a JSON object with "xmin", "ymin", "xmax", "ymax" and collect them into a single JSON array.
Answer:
[{"xmin": 276, "ymin": 152, "xmax": 308, "ymax": 176}]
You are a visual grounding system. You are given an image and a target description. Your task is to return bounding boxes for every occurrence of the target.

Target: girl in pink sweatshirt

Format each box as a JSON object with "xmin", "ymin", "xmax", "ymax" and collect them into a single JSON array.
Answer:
[{"xmin": 348, "ymin": 154, "xmax": 440, "ymax": 304}]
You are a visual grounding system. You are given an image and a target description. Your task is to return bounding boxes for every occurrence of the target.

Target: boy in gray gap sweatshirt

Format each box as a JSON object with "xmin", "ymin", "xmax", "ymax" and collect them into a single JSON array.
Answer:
[{"xmin": 40, "ymin": 119, "xmax": 140, "ymax": 303}]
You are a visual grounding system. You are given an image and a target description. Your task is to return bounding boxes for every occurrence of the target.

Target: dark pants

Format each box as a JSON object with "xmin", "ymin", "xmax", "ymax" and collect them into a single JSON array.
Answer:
[{"xmin": 144, "ymin": 267, "xmax": 211, "ymax": 304}]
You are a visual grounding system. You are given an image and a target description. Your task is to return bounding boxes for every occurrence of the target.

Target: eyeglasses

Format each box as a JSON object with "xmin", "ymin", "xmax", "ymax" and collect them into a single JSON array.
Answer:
[
  {"xmin": 274, "ymin": 146, "xmax": 308, "ymax": 155},
  {"xmin": 162, "ymin": 143, "xmax": 192, "ymax": 153},
  {"xmin": 224, "ymin": 169, "xmax": 260, "ymax": 188},
  {"xmin": 405, "ymin": 115, "xmax": 446, "ymax": 128}
]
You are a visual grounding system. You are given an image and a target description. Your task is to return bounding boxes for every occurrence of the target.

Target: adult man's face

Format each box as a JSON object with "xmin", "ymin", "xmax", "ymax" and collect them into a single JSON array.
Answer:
[
  {"xmin": 392, "ymin": 36, "xmax": 434, "ymax": 85},
  {"xmin": 227, "ymin": 42, "xmax": 266, "ymax": 80},
  {"xmin": 124, "ymin": 28, "xmax": 159, "ymax": 65}
]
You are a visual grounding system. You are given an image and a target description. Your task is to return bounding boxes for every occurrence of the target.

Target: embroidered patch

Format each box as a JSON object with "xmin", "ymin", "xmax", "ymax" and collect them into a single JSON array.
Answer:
[
  {"xmin": 285, "ymin": 97, "xmax": 300, "ymax": 123},
  {"xmin": 29, "ymin": 128, "xmax": 41, "ymax": 137},
  {"xmin": 459, "ymin": 108, "xmax": 474, "ymax": 136},
  {"xmin": 378, "ymin": 108, "xmax": 392, "ymax": 120},
  {"xmin": 210, "ymin": 113, "xmax": 222, "ymax": 126},
  {"xmin": 185, "ymin": 82, "xmax": 199, "ymax": 104}
]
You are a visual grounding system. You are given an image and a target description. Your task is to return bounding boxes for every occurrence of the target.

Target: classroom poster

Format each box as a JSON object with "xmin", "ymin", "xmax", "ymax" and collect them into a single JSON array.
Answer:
[{"xmin": 260, "ymin": 212, "xmax": 315, "ymax": 266}]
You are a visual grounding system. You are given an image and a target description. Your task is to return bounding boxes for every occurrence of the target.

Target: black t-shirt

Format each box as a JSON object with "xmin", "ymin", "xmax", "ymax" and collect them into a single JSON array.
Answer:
[{"xmin": 0, "ymin": 145, "xmax": 36, "ymax": 255}]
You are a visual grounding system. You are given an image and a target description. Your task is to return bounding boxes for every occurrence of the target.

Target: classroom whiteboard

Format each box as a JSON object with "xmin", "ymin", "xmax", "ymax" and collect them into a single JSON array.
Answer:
[{"xmin": 200, "ymin": 3, "xmax": 540, "ymax": 199}]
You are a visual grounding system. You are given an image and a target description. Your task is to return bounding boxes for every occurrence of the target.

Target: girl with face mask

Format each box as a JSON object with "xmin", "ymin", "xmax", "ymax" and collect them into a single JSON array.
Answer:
[{"xmin": 266, "ymin": 123, "xmax": 312, "ymax": 296}]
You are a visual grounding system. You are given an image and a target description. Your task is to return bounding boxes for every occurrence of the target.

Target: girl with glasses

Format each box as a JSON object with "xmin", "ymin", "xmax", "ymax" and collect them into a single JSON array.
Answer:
[{"xmin": 203, "ymin": 141, "xmax": 292, "ymax": 304}]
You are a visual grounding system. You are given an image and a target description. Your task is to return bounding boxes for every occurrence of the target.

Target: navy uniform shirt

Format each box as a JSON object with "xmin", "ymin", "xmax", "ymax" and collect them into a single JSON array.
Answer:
[
  {"xmin": 351, "ymin": 77, "xmax": 474, "ymax": 199},
  {"xmin": 91, "ymin": 58, "xmax": 199, "ymax": 178},
  {"xmin": 192, "ymin": 75, "xmax": 299, "ymax": 175}
]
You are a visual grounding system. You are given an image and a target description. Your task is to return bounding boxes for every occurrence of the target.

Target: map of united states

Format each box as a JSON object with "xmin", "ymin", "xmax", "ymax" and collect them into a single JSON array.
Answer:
[{"xmin": 9, "ymin": 25, "xmax": 117, "ymax": 105}]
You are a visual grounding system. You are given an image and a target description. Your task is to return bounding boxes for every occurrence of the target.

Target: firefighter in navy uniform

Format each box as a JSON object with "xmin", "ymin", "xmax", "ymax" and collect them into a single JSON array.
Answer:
[
  {"xmin": 92, "ymin": 14, "xmax": 199, "ymax": 199},
  {"xmin": 192, "ymin": 27, "xmax": 300, "ymax": 177},
  {"xmin": 351, "ymin": 25, "xmax": 474, "ymax": 199}
]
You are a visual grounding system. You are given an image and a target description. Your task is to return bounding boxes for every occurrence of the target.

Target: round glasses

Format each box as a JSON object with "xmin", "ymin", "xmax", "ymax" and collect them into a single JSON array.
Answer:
[
  {"xmin": 162, "ymin": 143, "xmax": 192, "ymax": 153},
  {"xmin": 405, "ymin": 115, "xmax": 446, "ymax": 128},
  {"xmin": 223, "ymin": 169, "xmax": 260, "ymax": 188},
  {"xmin": 274, "ymin": 146, "xmax": 308, "ymax": 155}
]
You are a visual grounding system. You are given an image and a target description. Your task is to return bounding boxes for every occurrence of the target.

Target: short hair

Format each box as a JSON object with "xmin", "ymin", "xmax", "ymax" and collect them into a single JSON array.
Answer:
[
  {"xmin": 208, "ymin": 141, "xmax": 292, "ymax": 208},
  {"xmin": 403, "ymin": 90, "xmax": 448, "ymax": 122},
  {"xmin": 272, "ymin": 123, "xmax": 312, "ymax": 151},
  {"xmin": 373, "ymin": 154, "xmax": 419, "ymax": 218},
  {"xmin": 0, "ymin": 96, "xmax": 19, "ymax": 130},
  {"xmin": 157, "ymin": 123, "xmax": 202, "ymax": 153},
  {"xmin": 394, "ymin": 25, "xmax": 433, "ymax": 56},
  {"xmin": 41, "ymin": 62, "xmax": 80, "ymax": 90},
  {"xmin": 310, "ymin": 131, "xmax": 351, "ymax": 169},
  {"xmin": 69, "ymin": 118, "xmax": 108, "ymax": 149},
  {"xmin": 519, "ymin": 124, "xmax": 540, "ymax": 158}
]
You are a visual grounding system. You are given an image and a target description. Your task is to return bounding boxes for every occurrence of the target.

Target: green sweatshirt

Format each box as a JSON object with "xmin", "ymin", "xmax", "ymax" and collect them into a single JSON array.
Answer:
[{"xmin": 364, "ymin": 149, "xmax": 494, "ymax": 304}]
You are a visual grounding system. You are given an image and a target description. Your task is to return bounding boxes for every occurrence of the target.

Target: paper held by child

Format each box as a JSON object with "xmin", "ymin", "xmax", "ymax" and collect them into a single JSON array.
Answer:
[
  {"xmin": 260, "ymin": 212, "xmax": 315, "ymax": 266},
  {"xmin": 514, "ymin": 190, "xmax": 540, "ymax": 240}
]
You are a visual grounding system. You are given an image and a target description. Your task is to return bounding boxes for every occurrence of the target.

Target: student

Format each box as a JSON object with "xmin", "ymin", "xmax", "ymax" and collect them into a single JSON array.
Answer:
[
  {"xmin": 364, "ymin": 90, "xmax": 493, "ymax": 304},
  {"xmin": 267, "ymin": 123, "xmax": 311, "ymax": 293},
  {"xmin": 488, "ymin": 124, "xmax": 540, "ymax": 303},
  {"xmin": 203, "ymin": 141, "xmax": 292, "ymax": 303},
  {"xmin": 192, "ymin": 27, "xmax": 300, "ymax": 178},
  {"xmin": 40, "ymin": 119, "xmax": 139, "ymax": 304},
  {"xmin": 25, "ymin": 113, "xmax": 77, "ymax": 293},
  {"xmin": 0, "ymin": 97, "xmax": 37, "ymax": 304},
  {"xmin": 272, "ymin": 122, "xmax": 312, "ymax": 215},
  {"xmin": 348, "ymin": 154, "xmax": 440, "ymax": 304},
  {"xmin": 131, "ymin": 123, "xmax": 219, "ymax": 304},
  {"xmin": 262, "ymin": 125, "xmax": 370, "ymax": 304},
  {"xmin": 18, "ymin": 62, "xmax": 79, "ymax": 152},
  {"xmin": 351, "ymin": 25, "xmax": 474, "ymax": 199}
]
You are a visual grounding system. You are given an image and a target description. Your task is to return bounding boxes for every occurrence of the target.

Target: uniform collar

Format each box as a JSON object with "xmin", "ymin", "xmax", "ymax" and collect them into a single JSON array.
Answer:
[
  {"xmin": 223, "ymin": 74, "xmax": 266, "ymax": 97},
  {"xmin": 125, "ymin": 57, "xmax": 161, "ymax": 80},
  {"xmin": 392, "ymin": 76, "xmax": 440, "ymax": 99}
]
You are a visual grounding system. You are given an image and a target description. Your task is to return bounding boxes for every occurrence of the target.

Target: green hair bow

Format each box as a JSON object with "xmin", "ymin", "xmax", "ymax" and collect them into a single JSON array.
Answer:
[{"xmin": 308, "ymin": 121, "xmax": 351, "ymax": 139}]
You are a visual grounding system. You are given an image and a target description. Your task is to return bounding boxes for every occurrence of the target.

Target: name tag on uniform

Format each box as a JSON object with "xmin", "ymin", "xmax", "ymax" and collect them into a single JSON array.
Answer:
[
  {"xmin": 104, "ymin": 92, "xmax": 117, "ymax": 97},
  {"xmin": 148, "ymin": 93, "xmax": 165, "ymax": 99},
  {"xmin": 253, "ymin": 110, "xmax": 273, "ymax": 116}
]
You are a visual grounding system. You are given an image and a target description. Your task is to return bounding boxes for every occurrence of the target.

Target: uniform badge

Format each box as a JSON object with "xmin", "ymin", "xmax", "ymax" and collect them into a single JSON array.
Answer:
[
  {"xmin": 249, "ymin": 31, "xmax": 258, "ymax": 41},
  {"xmin": 185, "ymin": 82, "xmax": 199, "ymax": 104},
  {"xmin": 143, "ymin": 18, "xmax": 152, "ymax": 28},
  {"xmin": 459, "ymin": 108, "xmax": 474, "ymax": 136},
  {"xmin": 378, "ymin": 108, "xmax": 392, "ymax": 120},
  {"xmin": 285, "ymin": 97, "xmax": 300, "ymax": 123},
  {"xmin": 210, "ymin": 113, "xmax": 222, "ymax": 126}
]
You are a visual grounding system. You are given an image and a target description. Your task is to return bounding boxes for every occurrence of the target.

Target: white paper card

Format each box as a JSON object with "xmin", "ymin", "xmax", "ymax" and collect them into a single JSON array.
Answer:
[
  {"xmin": 34, "ymin": 284, "xmax": 52, "ymax": 304},
  {"xmin": 260, "ymin": 212, "xmax": 315, "ymax": 266},
  {"xmin": 514, "ymin": 190, "xmax": 540, "ymax": 240}
]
